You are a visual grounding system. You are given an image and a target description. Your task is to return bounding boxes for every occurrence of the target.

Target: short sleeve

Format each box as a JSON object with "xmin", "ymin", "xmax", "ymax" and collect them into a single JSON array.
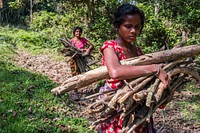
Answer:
[
  {"xmin": 100, "ymin": 41, "xmax": 117, "ymax": 54},
  {"xmin": 81, "ymin": 37, "xmax": 88, "ymax": 44}
]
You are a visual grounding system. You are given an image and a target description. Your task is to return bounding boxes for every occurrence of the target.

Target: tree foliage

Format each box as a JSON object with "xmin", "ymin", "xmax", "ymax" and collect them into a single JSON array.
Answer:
[{"xmin": 0, "ymin": 0, "xmax": 199, "ymax": 53}]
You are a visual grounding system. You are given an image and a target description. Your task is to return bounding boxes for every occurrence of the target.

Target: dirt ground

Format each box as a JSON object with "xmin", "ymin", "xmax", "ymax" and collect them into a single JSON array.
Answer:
[{"xmin": 13, "ymin": 50, "xmax": 200, "ymax": 133}]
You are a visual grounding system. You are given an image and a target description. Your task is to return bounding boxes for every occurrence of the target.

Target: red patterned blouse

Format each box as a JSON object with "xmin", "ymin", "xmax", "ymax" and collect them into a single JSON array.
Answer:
[{"xmin": 100, "ymin": 40, "xmax": 143, "ymax": 89}]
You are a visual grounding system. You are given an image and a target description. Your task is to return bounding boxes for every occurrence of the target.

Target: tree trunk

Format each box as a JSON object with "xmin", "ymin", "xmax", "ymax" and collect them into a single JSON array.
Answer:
[
  {"xmin": 30, "ymin": 0, "xmax": 33, "ymax": 23},
  {"xmin": 155, "ymin": 0, "xmax": 160, "ymax": 17},
  {"xmin": 51, "ymin": 44, "xmax": 200, "ymax": 95},
  {"xmin": 0, "ymin": 0, "xmax": 3, "ymax": 8}
]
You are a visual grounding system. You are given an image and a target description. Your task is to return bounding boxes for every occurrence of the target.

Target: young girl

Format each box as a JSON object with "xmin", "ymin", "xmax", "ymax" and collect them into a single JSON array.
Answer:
[{"xmin": 98, "ymin": 3, "xmax": 170, "ymax": 133}]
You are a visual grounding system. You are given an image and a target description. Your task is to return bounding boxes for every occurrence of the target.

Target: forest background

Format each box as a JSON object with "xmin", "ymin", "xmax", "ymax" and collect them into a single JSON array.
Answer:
[
  {"xmin": 0, "ymin": 0, "xmax": 199, "ymax": 133},
  {"xmin": 1, "ymin": 0, "xmax": 199, "ymax": 52}
]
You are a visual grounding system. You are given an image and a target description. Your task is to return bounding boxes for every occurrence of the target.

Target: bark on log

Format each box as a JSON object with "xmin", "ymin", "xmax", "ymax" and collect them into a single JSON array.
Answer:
[{"xmin": 51, "ymin": 44, "xmax": 200, "ymax": 95}]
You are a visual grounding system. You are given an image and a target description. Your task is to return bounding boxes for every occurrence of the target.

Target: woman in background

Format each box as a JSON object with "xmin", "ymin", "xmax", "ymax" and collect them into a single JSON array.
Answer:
[{"xmin": 70, "ymin": 26, "xmax": 94, "ymax": 76}]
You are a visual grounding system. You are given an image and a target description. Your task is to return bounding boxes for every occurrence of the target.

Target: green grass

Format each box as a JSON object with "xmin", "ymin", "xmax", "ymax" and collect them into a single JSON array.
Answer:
[{"xmin": 0, "ymin": 61, "xmax": 94, "ymax": 133}]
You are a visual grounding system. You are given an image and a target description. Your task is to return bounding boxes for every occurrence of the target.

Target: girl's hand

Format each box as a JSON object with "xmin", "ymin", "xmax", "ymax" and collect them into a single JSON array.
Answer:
[
  {"xmin": 81, "ymin": 49, "xmax": 87, "ymax": 52},
  {"xmin": 155, "ymin": 64, "xmax": 173, "ymax": 109},
  {"xmin": 155, "ymin": 65, "xmax": 171, "ymax": 87},
  {"xmin": 86, "ymin": 49, "xmax": 90, "ymax": 54}
]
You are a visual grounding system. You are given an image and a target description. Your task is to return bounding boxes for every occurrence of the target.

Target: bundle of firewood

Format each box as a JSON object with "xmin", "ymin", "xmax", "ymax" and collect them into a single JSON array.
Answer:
[
  {"xmin": 51, "ymin": 44, "xmax": 200, "ymax": 132},
  {"xmin": 59, "ymin": 38, "xmax": 83, "ymax": 58},
  {"xmin": 59, "ymin": 38, "xmax": 97, "ymax": 73},
  {"xmin": 82, "ymin": 57, "xmax": 200, "ymax": 132}
]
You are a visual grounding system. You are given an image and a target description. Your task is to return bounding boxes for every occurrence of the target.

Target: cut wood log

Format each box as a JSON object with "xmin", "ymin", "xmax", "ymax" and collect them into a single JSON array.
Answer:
[{"xmin": 51, "ymin": 44, "xmax": 200, "ymax": 95}]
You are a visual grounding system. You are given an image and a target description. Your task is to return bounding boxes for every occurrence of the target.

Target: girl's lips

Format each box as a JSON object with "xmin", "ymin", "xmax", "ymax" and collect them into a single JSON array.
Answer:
[{"xmin": 129, "ymin": 36, "xmax": 136, "ymax": 40}]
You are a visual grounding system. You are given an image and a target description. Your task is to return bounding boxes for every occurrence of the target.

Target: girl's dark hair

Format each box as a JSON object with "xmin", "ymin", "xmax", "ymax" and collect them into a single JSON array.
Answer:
[
  {"xmin": 73, "ymin": 26, "xmax": 83, "ymax": 35},
  {"xmin": 113, "ymin": 3, "xmax": 145, "ymax": 33}
]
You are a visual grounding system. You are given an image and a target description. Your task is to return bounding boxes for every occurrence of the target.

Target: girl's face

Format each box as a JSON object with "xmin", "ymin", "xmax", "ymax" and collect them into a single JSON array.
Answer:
[
  {"xmin": 118, "ymin": 14, "xmax": 142, "ymax": 43},
  {"xmin": 74, "ymin": 29, "xmax": 82, "ymax": 37}
]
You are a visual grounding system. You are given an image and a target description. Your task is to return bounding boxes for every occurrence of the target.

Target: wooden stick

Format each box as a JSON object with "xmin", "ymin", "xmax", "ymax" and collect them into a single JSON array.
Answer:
[
  {"xmin": 118, "ymin": 76, "xmax": 154, "ymax": 104},
  {"xmin": 126, "ymin": 97, "xmax": 166, "ymax": 133},
  {"xmin": 80, "ymin": 88, "xmax": 118, "ymax": 100},
  {"xmin": 154, "ymin": 67, "xmax": 200, "ymax": 102},
  {"xmin": 91, "ymin": 110, "xmax": 123, "ymax": 127},
  {"xmin": 51, "ymin": 44, "xmax": 200, "ymax": 95},
  {"xmin": 146, "ymin": 79, "xmax": 160, "ymax": 107},
  {"xmin": 120, "ymin": 104, "xmax": 139, "ymax": 119},
  {"xmin": 133, "ymin": 90, "xmax": 148, "ymax": 101}
]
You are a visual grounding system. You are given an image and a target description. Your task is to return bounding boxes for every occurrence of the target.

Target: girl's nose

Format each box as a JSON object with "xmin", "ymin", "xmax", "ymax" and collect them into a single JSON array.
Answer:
[{"xmin": 130, "ymin": 28, "xmax": 136, "ymax": 33}]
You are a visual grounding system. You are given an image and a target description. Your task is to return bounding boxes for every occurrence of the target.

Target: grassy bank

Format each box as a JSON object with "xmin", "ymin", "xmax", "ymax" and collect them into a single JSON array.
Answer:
[{"xmin": 0, "ymin": 61, "xmax": 94, "ymax": 133}]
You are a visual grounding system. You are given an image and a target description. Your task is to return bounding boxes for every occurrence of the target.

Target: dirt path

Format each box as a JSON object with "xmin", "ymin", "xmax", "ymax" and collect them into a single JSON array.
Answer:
[
  {"xmin": 153, "ymin": 92, "xmax": 200, "ymax": 133},
  {"xmin": 12, "ymin": 50, "xmax": 200, "ymax": 133},
  {"xmin": 13, "ymin": 50, "xmax": 72, "ymax": 84}
]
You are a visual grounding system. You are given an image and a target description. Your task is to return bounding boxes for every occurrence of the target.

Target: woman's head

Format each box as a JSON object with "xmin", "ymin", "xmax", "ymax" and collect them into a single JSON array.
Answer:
[
  {"xmin": 113, "ymin": 3, "xmax": 145, "ymax": 34},
  {"xmin": 73, "ymin": 26, "xmax": 83, "ymax": 37}
]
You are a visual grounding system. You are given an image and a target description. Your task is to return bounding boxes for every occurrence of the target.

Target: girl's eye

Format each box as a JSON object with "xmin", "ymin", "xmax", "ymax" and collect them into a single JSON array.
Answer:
[
  {"xmin": 135, "ymin": 25, "xmax": 142, "ymax": 29},
  {"xmin": 124, "ymin": 24, "xmax": 142, "ymax": 30},
  {"xmin": 124, "ymin": 24, "xmax": 132, "ymax": 29}
]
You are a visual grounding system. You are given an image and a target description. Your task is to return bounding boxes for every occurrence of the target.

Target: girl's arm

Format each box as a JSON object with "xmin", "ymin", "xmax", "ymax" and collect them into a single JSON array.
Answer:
[
  {"xmin": 103, "ymin": 47, "xmax": 170, "ymax": 87},
  {"xmin": 85, "ymin": 40, "xmax": 94, "ymax": 54}
]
